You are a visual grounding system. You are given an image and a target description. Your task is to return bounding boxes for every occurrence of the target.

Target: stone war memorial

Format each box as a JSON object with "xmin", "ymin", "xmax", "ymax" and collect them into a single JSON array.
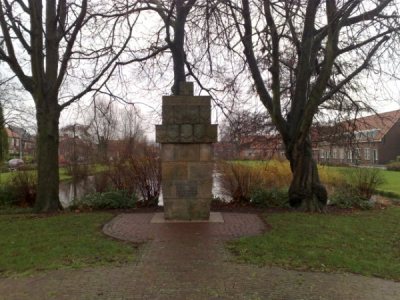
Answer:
[{"xmin": 156, "ymin": 82, "xmax": 217, "ymax": 220}]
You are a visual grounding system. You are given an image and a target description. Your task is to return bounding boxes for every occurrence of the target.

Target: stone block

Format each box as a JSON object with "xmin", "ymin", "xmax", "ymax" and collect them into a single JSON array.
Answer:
[
  {"xmin": 193, "ymin": 124, "xmax": 206, "ymax": 142},
  {"xmin": 155, "ymin": 125, "xmax": 166, "ymax": 143},
  {"xmin": 189, "ymin": 162, "xmax": 213, "ymax": 180},
  {"xmin": 190, "ymin": 198, "xmax": 212, "ymax": 220},
  {"xmin": 179, "ymin": 82, "xmax": 194, "ymax": 96},
  {"xmin": 206, "ymin": 125, "xmax": 218, "ymax": 142},
  {"xmin": 162, "ymin": 96, "xmax": 211, "ymax": 106},
  {"xmin": 167, "ymin": 125, "xmax": 180, "ymax": 142},
  {"xmin": 161, "ymin": 144, "xmax": 175, "ymax": 161},
  {"xmin": 175, "ymin": 180, "xmax": 198, "ymax": 199},
  {"xmin": 164, "ymin": 199, "xmax": 190, "ymax": 220},
  {"xmin": 162, "ymin": 106, "xmax": 175, "ymax": 124},
  {"xmin": 162, "ymin": 162, "xmax": 188, "ymax": 180},
  {"xmin": 181, "ymin": 106, "xmax": 199, "ymax": 124},
  {"xmin": 197, "ymin": 179, "xmax": 213, "ymax": 198},
  {"xmin": 199, "ymin": 106, "xmax": 211, "ymax": 123},
  {"xmin": 175, "ymin": 144, "xmax": 199, "ymax": 161},
  {"xmin": 199, "ymin": 144, "xmax": 213, "ymax": 161},
  {"xmin": 180, "ymin": 124, "xmax": 193, "ymax": 143},
  {"xmin": 162, "ymin": 180, "xmax": 176, "ymax": 198}
]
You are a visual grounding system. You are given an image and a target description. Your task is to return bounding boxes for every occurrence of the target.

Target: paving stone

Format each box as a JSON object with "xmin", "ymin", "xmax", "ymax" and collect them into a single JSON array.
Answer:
[{"xmin": 1, "ymin": 213, "xmax": 400, "ymax": 299}]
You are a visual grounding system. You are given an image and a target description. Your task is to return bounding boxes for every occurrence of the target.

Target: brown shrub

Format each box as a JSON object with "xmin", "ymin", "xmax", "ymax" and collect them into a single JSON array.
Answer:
[
  {"xmin": 218, "ymin": 160, "xmax": 294, "ymax": 204},
  {"xmin": 9, "ymin": 170, "xmax": 37, "ymax": 207}
]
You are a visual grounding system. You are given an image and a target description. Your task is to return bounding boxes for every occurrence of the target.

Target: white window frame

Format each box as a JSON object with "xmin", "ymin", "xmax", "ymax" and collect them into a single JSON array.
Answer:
[
  {"xmin": 373, "ymin": 149, "xmax": 378, "ymax": 162},
  {"xmin": 332, "ymin": 149, "xmax": 337, "ymax": 159},
  {"xmin": 364, "ymin": 148, "xmax": 370, "ymax": 160}
]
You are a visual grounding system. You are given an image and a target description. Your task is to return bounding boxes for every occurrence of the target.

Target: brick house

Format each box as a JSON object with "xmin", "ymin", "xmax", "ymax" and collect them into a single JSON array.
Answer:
[
  {"xmin": 218, "ymin": 109, "xmax": 400, "ymax": 165},
  {"xmin": 316, "ymin": 110, "xmax": 400, "ymax": 165},
  {"xmin": 59, "ymin": 124, "xmax": 94, "ymax": 164},
  {"xmin": 6, "ymin": 126, "xmax": 36, "ymax": 158}
]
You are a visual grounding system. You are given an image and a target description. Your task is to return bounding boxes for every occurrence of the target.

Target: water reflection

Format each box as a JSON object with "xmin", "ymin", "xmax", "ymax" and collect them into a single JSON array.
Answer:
[{"xmin": 59, "ymin": 171, "xmax": 230, "ymax": 208}]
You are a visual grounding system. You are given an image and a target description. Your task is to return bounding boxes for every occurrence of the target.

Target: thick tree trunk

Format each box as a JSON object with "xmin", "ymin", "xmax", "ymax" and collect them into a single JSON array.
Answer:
[
  {"xmin": 287, "ymin": 137, "xmax": 327, "ymax": 212},
  {"xmin": 34, "ymin": 97, "xmax": 61, "ymax": 212}
]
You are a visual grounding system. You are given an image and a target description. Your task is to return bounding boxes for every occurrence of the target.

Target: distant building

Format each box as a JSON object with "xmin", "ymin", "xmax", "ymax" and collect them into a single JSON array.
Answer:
[
  {"xmin": 316, "ymin": 110, "xmax": 400, "ymax": 165},
  {"xmin": 219, "ymin": 109, "xmax": 400, "ymax": 165},
  {"xmin": 59, "ymin": 124, "xmax": 93, "ymax": 164},
  {"xmin": 5, "ymin": 126, "xmax": 36, "ymax": 158}
]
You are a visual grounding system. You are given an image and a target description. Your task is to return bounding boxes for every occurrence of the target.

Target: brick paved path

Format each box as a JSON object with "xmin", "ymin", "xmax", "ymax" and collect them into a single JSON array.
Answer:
[{"xmin": 0, "ymin": 212, "xmax": 400, "ymax": 299}]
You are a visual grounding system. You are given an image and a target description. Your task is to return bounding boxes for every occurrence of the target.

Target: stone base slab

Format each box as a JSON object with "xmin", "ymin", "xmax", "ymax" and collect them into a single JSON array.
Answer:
[{"xmin": 151, "ymin": 212, "xmax": 224, "ymax": 223}]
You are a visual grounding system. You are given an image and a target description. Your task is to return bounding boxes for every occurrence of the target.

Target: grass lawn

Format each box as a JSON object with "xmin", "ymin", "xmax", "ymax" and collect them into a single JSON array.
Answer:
[
  {"xmin": 232, "ymin": 160, "xmax": 400, "ymax": 198},
  {"xmin": 0, "ymin": 212, "xmax": 136, "ymax": 277},
  {"xmin": 227, "ymin": 207, "xmax": 400, "ymax": 281},
  {"xmin": 0, "ymin": 164, "xmax": 108, "ymax": 183},
  {"xmin": 376, "ymin": 170, "xmax": 400, "ymax": 197},
  {"xmin": 321, "ymin": 165, "xmax": 400, "ymax": 198}
]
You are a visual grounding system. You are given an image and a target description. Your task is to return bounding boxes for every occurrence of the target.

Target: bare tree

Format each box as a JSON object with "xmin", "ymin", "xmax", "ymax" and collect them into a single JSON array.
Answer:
[
  {"xmin": 88, "ymin": 98, "xmax": 118, "ymax": 163},
  {"xmin": 220, "ymin": 0, "xmax": 400, "ymax": 211},
  {"xmin": 125, "ymin": 0, "xmax": 197, "ymax": 94},
  {"xmin": 0, "ymin": 0, "xmax": 142, "ymax": 211},
  {"xmin": 119, "ymin": 105, "xmax": 145, "ymax": 158},
  {"xmin": 0, "ymin": 101, "xmax": 7, "ymax": 162}
]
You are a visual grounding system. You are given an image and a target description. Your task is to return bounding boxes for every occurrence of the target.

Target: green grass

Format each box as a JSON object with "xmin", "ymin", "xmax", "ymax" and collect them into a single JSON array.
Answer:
[
  {"xmin": 0, "ymin": 212, "xmax": 136, "ymax": 277},
  {"xmin": 322, "ymin": 165, "xmax": 400, "ymax": 198},
  {"xmin": 227, "ymin": 207, "xmax": 400, "ymax": 281},
  {"xmin": 377, "ymin": 170, "xmax": 400, "ymax": 197},
  {"xmin": 0, "ymin": 164, "xmax": 108, "ymax": 183}
]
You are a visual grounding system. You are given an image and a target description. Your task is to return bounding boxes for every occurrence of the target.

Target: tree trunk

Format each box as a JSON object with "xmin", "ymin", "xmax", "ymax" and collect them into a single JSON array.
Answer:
[
  {"xmin": 34, "ymin": 97, "xmax": 61, "ymax": 212},
  {"xmin": 287, "ymin": 136, "xmax": 327, "ymax": 212}
]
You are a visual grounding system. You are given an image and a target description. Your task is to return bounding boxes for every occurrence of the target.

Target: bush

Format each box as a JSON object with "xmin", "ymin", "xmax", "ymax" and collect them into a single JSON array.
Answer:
[
  {"xmin": 218, "ymin": 160, "xmax": 292, "ymax": 204},
  {"xmin": 65, "ymin": 163, "xmax": 92, "ymax": 180},
  {"xmin": 318, "ymin": 166, "xmax": 346, "ymax": 188},
  {"xmin": 0, "ymin": 185, "xmax": 16, "ymax": 206},
  {"xmin": 250, "ymin": 188, "xmax": 289, "ymax": 208},
  {"xmin": 128, "ymin": 153, "xmax": 161, "ymax": 207},
  {"xmin": 329, "ymin": 186, "xmax": 374, "ymax": 210},
  {"xmin": 344, "ymin": 167, "xmax": 385, "ymax": 200},
  {"xmin": 386, "ymin": 161, "xmax": 400, "ymax": 171},
  {"xmin": 105, "ymin": 149, "xmax": 161, "ymax": 207},
  {"xmin": 8, "ymin": 170, "xmax": 37, "ymax": 207},
  {"xmin": 76, "ymin": 190, "xmax": 137, "ymax": 209},
  {"xmin": 218, "ymin": 162, "xmax": 265, "ymax": 203}
]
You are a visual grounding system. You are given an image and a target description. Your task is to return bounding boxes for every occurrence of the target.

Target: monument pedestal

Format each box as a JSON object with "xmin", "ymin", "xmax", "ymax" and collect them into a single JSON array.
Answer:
[{"xmin": 156, "ymin": 82, "xmax": 217, "ymax": 220}]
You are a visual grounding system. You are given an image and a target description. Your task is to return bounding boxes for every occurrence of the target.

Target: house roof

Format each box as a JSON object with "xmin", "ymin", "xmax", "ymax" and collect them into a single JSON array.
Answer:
[
  {"xmin": 5, "ymin": 127, "xmax": 19, "ymax": 138},
  {"xmin": 342, "ymin": 109, "xmax": 400, "ymax": 141}
]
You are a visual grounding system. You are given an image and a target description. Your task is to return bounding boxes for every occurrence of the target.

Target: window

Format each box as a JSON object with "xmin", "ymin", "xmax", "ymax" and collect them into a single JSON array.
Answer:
[
  {"xmin": 355, "ymin": 148, "xmax": 361, "ymax": 160},
  {"xmin": 364, "ymin": 148, "xmax": 370, "ymax": 160},
  {"xmin": 373, "ymin": 149, "xmax": 378, "ymax": 162},
  {"xmin": 340, "ymin": 148, "xmax": 345, "ymax": 160},
  {"xmin": 332, "ymin": 149, "xmax": 337, "ymax": 159},
  {"xmin": 347, "ymin": 150, "xmax": 352, "ymax": 161}
]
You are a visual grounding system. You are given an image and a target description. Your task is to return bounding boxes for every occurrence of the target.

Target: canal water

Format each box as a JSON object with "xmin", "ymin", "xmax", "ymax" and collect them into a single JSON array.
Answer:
[{"xmin": 59, "ymin": 171, "xmax": 230, "ymax": 208}]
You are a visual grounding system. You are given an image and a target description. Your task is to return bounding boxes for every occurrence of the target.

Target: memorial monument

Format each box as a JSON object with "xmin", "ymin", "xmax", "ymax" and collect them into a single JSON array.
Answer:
[{"xmin": 156, "ymin": 82, "xmax": 217, "ymax": 220}]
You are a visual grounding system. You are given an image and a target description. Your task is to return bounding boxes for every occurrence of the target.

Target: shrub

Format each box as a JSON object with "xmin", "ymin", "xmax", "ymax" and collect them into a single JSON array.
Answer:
[
  {"xmin": 93, "ymin": 172, "xmax": 113, "ymax": 193},
  {"xmin": 105, "ymin": 149, "xmax": 161, "ymax": 207},
  {"xmin": 251, "ymin": 188, "xmax": 289, "ymax": 208},
  {"xmin": 128, "ymin": 154, "xmax": 161, "ymax": 207},
  {"xmin": 77, "ymin": 190, "xmax": 137, "ymax": 209},
  {"xmin": 344, "ymin": 167, "xmax": 385, "ymax": 200},
  {"xmin": 8, "ymin": 170, "xmax": 37, "ymax": 207},
  {"xmin": 218, "ymin": 162, "xmax": 265, "ymax": 203},
  {"xmin": 65, "ymin": 163, "xmax": 92, "ymax": 180},
  {"xmin": 386, "ymin": 161, "xmax": 400, "ymax": 172},
  {"xmin": 329, "ymin": 186, "xmax": 374, "ymax": 210},
  {"xmin": 318, "ymin": 166, "xmax": 346, "ymax": 188},
  {"xmin": 0, "ymin": 185, "xmax": 16, "ymax": 206},
  {"xmin": 218, "ymin": 160, "xmax": 292, "ymax": 204}
]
